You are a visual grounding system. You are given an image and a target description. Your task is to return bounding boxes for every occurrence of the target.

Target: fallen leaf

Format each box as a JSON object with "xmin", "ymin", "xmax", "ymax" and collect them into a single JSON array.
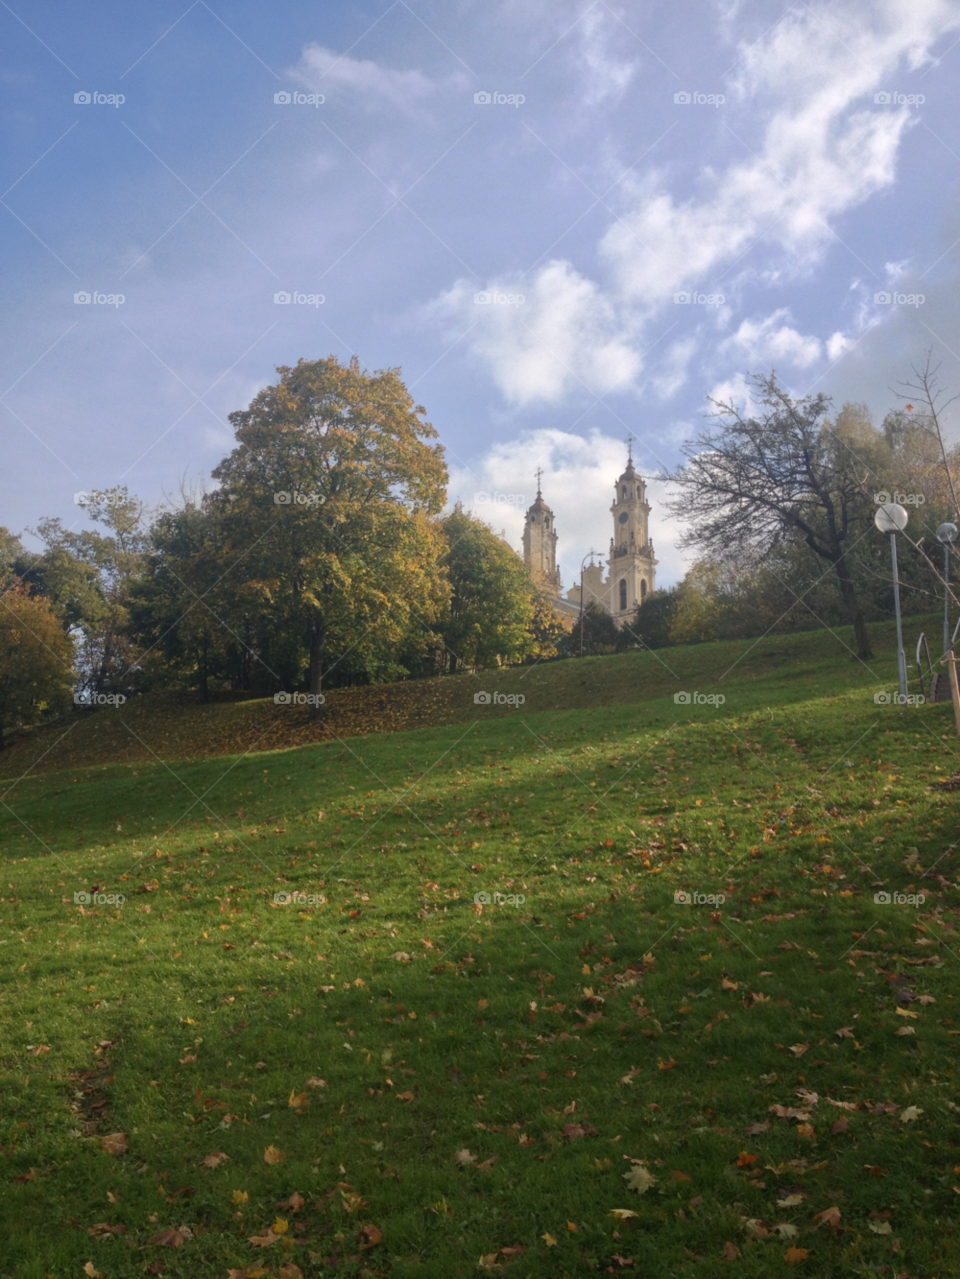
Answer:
[
  {"xmin": 788, "ymin": 1043, "xmax": 810, "ymax": 1058},
  {"xmin": 772, "ymin": 1223, "xmax": 800, "ymax": 1238},
  {"xmin": 249, "ymin": 1228, "xmax": 282, "ymax": 1248},
  {"xmin": 179, "ymin": 1054, "xmax": 197, "ymax": 1065},
  {"xmin": 721, "ymin": 977, "xmax": 739, "ymax": 991},
  {"xmin": 561, "ymin": 1123, "xmax": 597, "ymax": 1141},
  {"xmin": 813, "ymin": 1207, "xmax": 841, "ymax": 1229},
  {"xmin": 722, "ymin": 1241, "xmax": 741, "ymax": 1260},
  {"xmin": 396, "ymin": 1090, "xmax": 414, "ymax": 1103},
  {"xmin": 608, "ymin": 1209, "xmax": 638, "ymax": 1221},
  {"xmin": 476, "ymin": 1157, "xmax": 498, "ymax": 1173},
  {"xmin": 671, "ymin": 1169, "xmax": 692, "ymax": 1183},
  {"xmin": 742, "ymin": 1218, "xmax": 768, "ymax": 1240},
  {"xmin": 623, "ymin": 1165, "xmax": 656, "ymax": 1194},
  {"xmin": 278, "ymin": 1266, "xmax": 304, "ymax": 1279},
  {"xmin": 736, "ymin": 1151, "xmax": 759, "ymax": 1167},
  {"xmin": 900, "ymin": 1106, "xmax": 923, "ymax": 1123},
  {"xmin": 834, "ymin": 1026, "xmax": 854, "ymax": 1039},
  {"xmin": 542, "ymin": 1232, "xmax": 558, "ymax": 1246},
  {"xmin": 88, "ymin": 1222, "xmax": 126, "ymax": 1238},
  {"xmin": 783, "ymin": 1246, "xmax": 809, "ymax": 1265},
  {"xmin": 276, "ymin": 1192, "xmax": 305, "ymax": 1211},
  {"xmin": 862, "ymin": 1165, "xmax": 887, "ymax": 1177},
  {"xmin": 305, "ymin": 1077, "xmax": 326, "ymax": 1089},
  {"xmin": 201, "ymin": 1152, "xmax": 228, "ymax": 1169},
  {"xmin": 288, "ymin": 1090, "xmax": 309, "ymax": 1109},
  {"xmin": 895, "ymin": 1007, "xmax": 918, "ymax": 1019},
  {"xmin": 918, "ymin": 995, "xmax": 936, "ymax": 1005},
  {"xmin": 894, "ymin": 1026, "xmax": 915, "ymax": 1037},
  {"xmin": 657, "ymin": 1057, "xmax": 677, "ymax": 1071},
  {"xmin": 777, "ymin": 1194, "xmax": 805, "ymax": 1208},
  {"xmin": 744, "ymin": 1121, "xmax": 770, "ymax": 1135},
  {"xmin": 868, "ymin": 1220, "xmax": 892, "ymax": 1235},
  {"xmin": 83, "ymin": 1266, "xmax": 102, "ymax": 1279},
  {"xmin": 478, "ymin": 1254, "xmax": 500, "ymax": 1272},
  {"xmin": 567, "ymin": 1220, "xmax": 578, "ymax": 1232},
  {"xmin": 30, "ymin": 1044, "xmax": 50, "ymax": 1056},
  {"xmin": 263, "ymin": 1145, "xmax": 285, "ymax": 1165},
  {"xmin": 148, "ymin": 1228, "xmax": 190, "ymax": 1247},
  {"xmin": 795, "ymin": 1124, "xmax": 815, "ymax": 1141},
  {"xmin": 358, "ymin": 1224, "xmax": 383, "ymax": 1249},
  {"xmin": 830, "ymin": 1118, "xmax": 850, "ymax": 1136},
  {"xmin": 99, "ymin": 1133, "xmax": 128, "ymax": 1156},
  {"xmin": 391, "ymin": 952, "xmax": 411, "ymax": 962}
]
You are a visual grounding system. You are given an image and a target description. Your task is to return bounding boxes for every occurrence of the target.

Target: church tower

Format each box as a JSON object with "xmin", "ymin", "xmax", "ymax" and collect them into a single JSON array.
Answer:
[
  {"xmin": 606, "ymin": 437, "xmax": 656, "ymax": 622},
  {"xmin": 522, "ymin": 469, "xmax": 562, "ymax": 594}
]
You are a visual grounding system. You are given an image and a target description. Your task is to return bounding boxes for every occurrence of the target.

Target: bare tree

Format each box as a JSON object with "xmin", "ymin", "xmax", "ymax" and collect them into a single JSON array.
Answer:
[
  {"xmin": 667, "ymin": 373, "xmax": 881, "ymax": 659},
  {"xmin": 894, "ymin": 350, "xmax": 960, "ymax": 521}
]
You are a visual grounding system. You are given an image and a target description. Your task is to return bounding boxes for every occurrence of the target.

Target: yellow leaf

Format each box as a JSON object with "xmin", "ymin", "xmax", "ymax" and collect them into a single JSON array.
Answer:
[
  {"xmin": 272, "ymin": 1218, "xmax": 289, "ymax": 1235},
  {"xmin": 900, "ymin": 1106, "xmax": 923, "ymax": 1123},
  {"xmin": 868, "ymin": 1220, "xmax": 892, "ymax": 1234},
  {"xmin": 623, "ymin": 1164, "xmax": 656, "ymax": 1193},
  {"xmin": 288, "ymin": 1090, "xmax": 309, "ymax": 1109},
  {"xmin": 608, "ymin": 1209, "xmax": 638, "ymax": 1221},
  {"xmin": 232, "ymin": 1189, "xmax": 249, "ymax": 1205},
  {"xmin": 263, "ymin": 1144, "xmax": 285, "ymax": 1165},
  {"xmin": 542, "ymin": 1232, "xmax": 557, "ymax": 1246},
  {"xmin": 784, "ymin": 1245, "xmax": 809, "ymax": 1265},
  {"xmin": 566, "ymin": 1220, "xmax": 578, "ymax": 1232},
  {"xmin": 896, "ymin": 1007, "xmax": 918, "ymax": 1019}
]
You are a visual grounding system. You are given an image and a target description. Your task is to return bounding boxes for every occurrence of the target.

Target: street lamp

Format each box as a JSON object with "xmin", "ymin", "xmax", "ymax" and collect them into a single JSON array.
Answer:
[
  {"xmin": 579, "ymin": 550, "xmax": 600, "ymax": 659},
  {"xmin": 936, "ymin": 522, "xmax": 958, "ymax": 659},
  {"xmin": 875, "ymin": 501, "xmax": 909, "ymax": 702}
]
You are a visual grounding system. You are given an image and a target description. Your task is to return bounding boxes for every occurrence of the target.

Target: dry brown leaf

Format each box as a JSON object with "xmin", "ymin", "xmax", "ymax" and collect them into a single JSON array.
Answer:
[
  {"xmin": 813, "ymin": 1206, "xmax": 841, "ymax": 1229},
  {"xmin": 796, "ymin": 1123, "xmax": 815, "ymax": 1141},
  {"xmin": 743, "ymin": 1121, "xmax": 770, "ymax": 1135},
  {"xmin": 263, "ymin": 1144, "xmax": 285, "ymax": 1165},
  {"xmin": 784, "ymin": 1246, "xmax": 809, "ymax": 1265},
  {"xmin": 99, "ymin": 1133, "xmax": 128, "ymax": 1156},
  {"xmin": 736, "ymin": 1151, "xmax": 759, "ymax": 1167},
  {"xmin": 455, "ymin": 1148, "xmax": 477, "ymax": 1165},
  {"xmin": 83, "ymin": 1266, "xmax": 102, "ymax": 1279},
  {"xmin": 278, "ymin": 1266, "xmax": 304, "ymax": 1279},
  {"xmin": 476, "ymin": 1157, "xmax": 498, "ymax": 1173},
  {"xmin": 201, "ymin": 1152, "xmax": 228, "ymax": 1169},
  {"xmin": 87, "ymin": 1222, "xmax": 125, "ymax": 1238},
  {"xmin": 788, "ymin": 1043, "xmax": 810, "ymax": 1058},
  {"xmin": 305, "ymin": 1077, "xmax": 326, "ymax": 1089},
  {"xmin": 894, "ymin": 1026, "xmax": 915, "ymax": 1037},
  {"xmin": 777, "ymin": 1194, "xmax": 805, "ymax": 1208},
  {"xmin": 742, "ymin": 1218, "xmax": 768, "ymax": 1240},
  {"xmin": 148, "ymin": 1227, "xmax": 189, "ymax": 1247},
  {"xmin": 179, "ymin": 1054, "xmax": 197, "ymax": 1065},
  {"xmin": 834, "ymin": 1026, "xmax": 854, "ymax": 1039},
  {"xmin": 722, "ymin": 1241, "xmax": 741, "ymax": 1260},
  {"xmin": 721, "ymin": 977, "xmax": 739, "ymax": 991},
  {"xmin": 830, "ymin": 1117, "xmax": 850, "ymax": 1136},
  {"xmin": 30, "ymin": 1044, "xmax": 50, "ymax": 1056},
  {"xmin": 248, "ymin": 1228, "xmax": 282, "ymax": 1248},
  {"xmin": 396, "ymin": 1090, "xmax": 414, "ymax": 1103},
  {"xmin": 358, "ymin": 1223, "xmax": 383, "ymax": 1249},
  {"xmin": 288, "ymin": 1090, "xmax": 309, "ymax": 1109},
  {"xmin": 623, "ymin": 1164, "xmax": 655, "ymax": 1193}
]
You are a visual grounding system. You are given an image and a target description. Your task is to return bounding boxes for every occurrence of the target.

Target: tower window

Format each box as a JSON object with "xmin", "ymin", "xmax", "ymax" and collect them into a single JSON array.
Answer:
[
  {"xmin": 621, "ymin": 486, "xmax": 626, "ymax": 499},
  {"xmin": 619, "ymin": 579, "xmax": 627, "ymax": 611},
  {"xmin": 640, "ymin": 579, "xmax": 647, "ymax": 600}
]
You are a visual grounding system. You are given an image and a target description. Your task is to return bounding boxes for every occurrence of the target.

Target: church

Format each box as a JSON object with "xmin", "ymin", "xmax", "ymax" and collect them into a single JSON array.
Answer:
[{"xmin": 521, "ymin": 445, "xmax": 657, "ymax": 626}]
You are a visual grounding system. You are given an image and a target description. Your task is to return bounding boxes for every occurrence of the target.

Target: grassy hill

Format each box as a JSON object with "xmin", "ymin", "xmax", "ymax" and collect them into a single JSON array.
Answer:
[{"xmin": 1, "ymin": 616, "xmax": 960, "ymax": 1277}]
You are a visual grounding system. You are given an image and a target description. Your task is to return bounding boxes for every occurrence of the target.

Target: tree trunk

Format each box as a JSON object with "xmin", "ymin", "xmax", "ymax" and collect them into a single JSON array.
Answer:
[
  {"xmin": 308, "ymin": 619, "xmax": 325, "ymax": 716},
  {"xmin": 832, "ymin": 553, "xmax": 872, "ymax": 659}
]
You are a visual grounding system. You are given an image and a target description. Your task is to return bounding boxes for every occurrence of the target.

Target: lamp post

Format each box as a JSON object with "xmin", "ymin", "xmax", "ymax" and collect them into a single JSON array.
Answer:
[
  {"xmin": 875, "ymin": 502, "xmax": 909, "ymax": 702},
  {"xmin": 579, "ymin": 551, "xmax": 599, "ymax": 659},
  {"xmin": 937, "ymin": 522, "xmax": 958, "ymax": 659}
]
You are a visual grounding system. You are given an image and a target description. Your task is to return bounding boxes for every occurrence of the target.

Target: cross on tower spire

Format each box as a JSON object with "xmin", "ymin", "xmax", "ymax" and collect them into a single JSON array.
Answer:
[
  {"xmin": 535, "ymin": 466, "xmax": 543, "ymax": 497},
  {"xmin": 624, "ymin": 432, "xmax": 635, "ymax": 463}
]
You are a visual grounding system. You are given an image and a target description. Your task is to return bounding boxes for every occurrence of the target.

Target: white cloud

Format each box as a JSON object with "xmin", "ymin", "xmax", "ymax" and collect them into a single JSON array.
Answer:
[
  {"xmin": 721, "ymin": 310, "xmax": 823, "ymax": 369},
  {"xmin": 447, "ymin": 427, "xmax": 693, "ymax": 588},
  {"xmin": 428, "ymin": 0, "xmax": 960, "ymax": 406},
  {"xmin": 430, "ymin": 261, "xmax": 641, "ymax": 406},
  {"xmin": 292, "ymin": 44, "xmax": 438, "ymax": 108}
]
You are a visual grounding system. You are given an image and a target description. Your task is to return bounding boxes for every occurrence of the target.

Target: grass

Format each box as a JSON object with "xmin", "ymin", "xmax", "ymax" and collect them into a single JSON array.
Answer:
[{"xmin": 1, "ymin": 616, "xmax": 960, "ymax": 1277}]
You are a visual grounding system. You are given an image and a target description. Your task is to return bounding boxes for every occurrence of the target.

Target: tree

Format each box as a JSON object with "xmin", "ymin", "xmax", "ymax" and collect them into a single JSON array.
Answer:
[
  {"xmin": 439, "ymin": 508, "xmax": 535, "ymax": 671},
  {"xmin": 23, "ymin": 488, "xmax": 149, "ymax": 695},
  {"xmin": 212, "ymin": 356, "xmax": 448, "ymax": 698},
  {"xmin": 667, "ymin": 376, "xmax": 889, "ymax": 659},
  {"xmin": 630, "ymin": 587, "xmax": 680, "ymax": 648},
  {"xmin": 0, "ymin": 586, "xmax": 74, "ymax": 749}
]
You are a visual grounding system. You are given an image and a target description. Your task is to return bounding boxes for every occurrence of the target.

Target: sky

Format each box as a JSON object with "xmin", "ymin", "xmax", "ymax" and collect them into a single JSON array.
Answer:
[{"xmin": 3, "ymin": 0, "xmax": 960, "ymax": 590}]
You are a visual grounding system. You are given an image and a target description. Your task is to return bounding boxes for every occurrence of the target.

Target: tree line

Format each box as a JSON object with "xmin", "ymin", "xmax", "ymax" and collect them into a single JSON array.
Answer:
[{"xmin": 2, "ymin": 353, "xmax": 959, "ymax": 747}]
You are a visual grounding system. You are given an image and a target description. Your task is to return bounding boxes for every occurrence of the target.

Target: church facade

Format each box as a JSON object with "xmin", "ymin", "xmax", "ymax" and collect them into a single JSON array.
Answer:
[{"xmin": 521, "ymin": 450, "xmax": 657, "ymax": 626}]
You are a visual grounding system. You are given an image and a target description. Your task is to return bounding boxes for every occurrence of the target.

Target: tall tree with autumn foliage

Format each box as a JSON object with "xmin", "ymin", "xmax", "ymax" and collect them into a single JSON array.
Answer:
[{"xmin": 0, "ymin": 586, "xmax": 74, "ymax": 749}]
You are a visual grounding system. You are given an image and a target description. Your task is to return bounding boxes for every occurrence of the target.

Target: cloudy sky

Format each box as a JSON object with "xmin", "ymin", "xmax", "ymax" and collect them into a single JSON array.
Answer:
[{"xmin": 3, "ymin": 0, "xmax": 960, "ymax": 588}]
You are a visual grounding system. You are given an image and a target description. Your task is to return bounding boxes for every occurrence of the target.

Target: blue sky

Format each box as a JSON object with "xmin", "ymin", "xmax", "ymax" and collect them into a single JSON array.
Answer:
[{"xmin": 4, "ymin": 0, "xmax": 960, "ymax": 588}]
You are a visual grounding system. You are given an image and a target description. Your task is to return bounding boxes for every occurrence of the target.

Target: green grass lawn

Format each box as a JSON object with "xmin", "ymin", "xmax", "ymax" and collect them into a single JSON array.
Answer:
[{"xmin": 2, "ymin": 617, "xmax": 960, "ymax": 1278}]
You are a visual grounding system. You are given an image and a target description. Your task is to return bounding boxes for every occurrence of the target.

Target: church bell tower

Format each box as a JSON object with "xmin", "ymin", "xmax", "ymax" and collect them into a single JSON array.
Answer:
[{"xmin": 607, "ymin": 435, "xmax": 656, "ymax": 620}]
